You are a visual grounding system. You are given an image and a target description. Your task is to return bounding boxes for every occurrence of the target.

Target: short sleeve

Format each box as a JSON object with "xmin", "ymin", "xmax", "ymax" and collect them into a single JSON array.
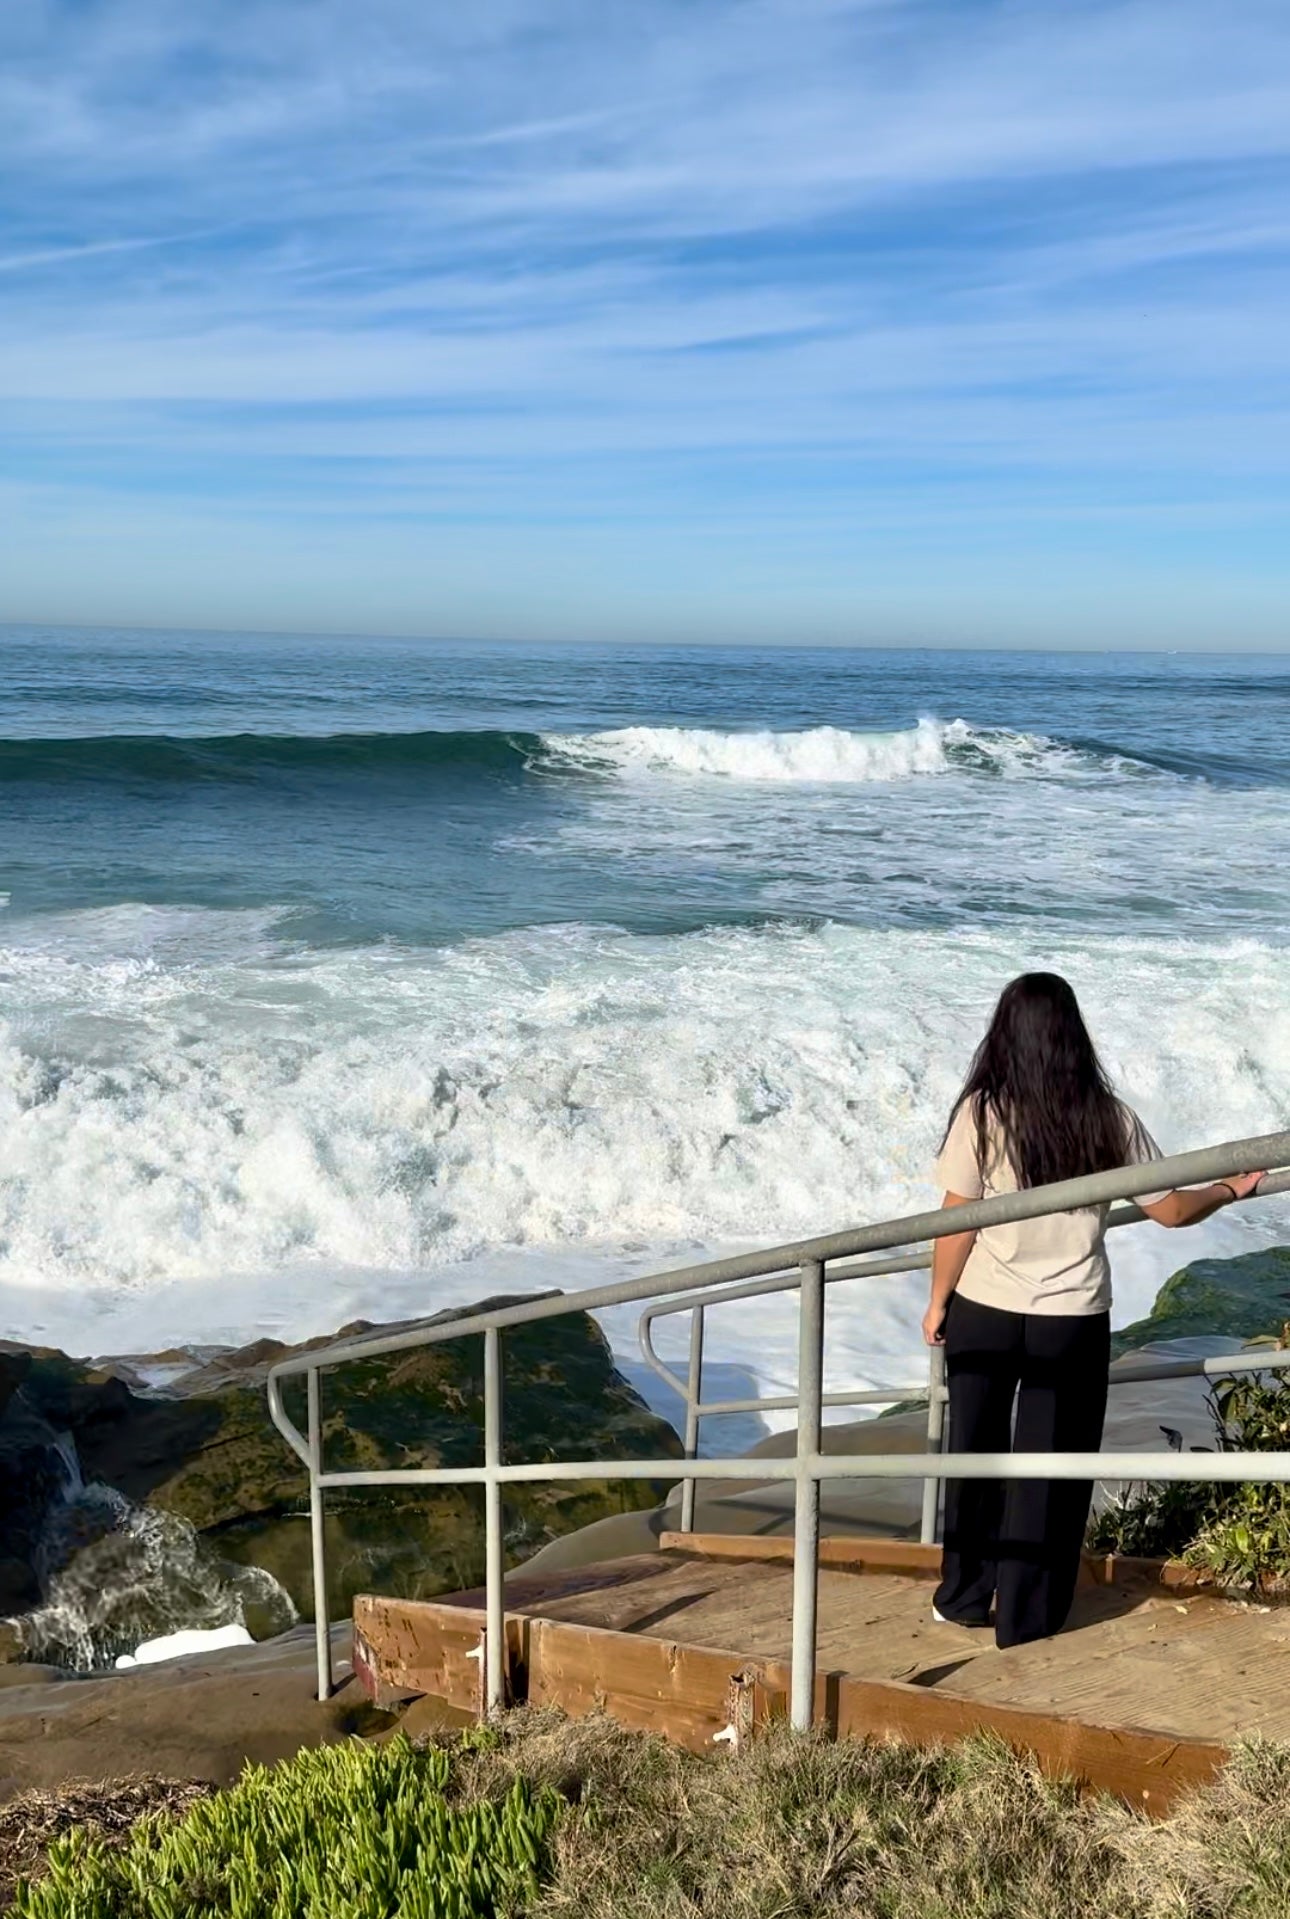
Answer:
[
  {"xmin": 1123, "ymin": 1108, "xmax": 1172, "ymax": 1206},
  {"xmin": 935, "ymin": 1099, "xmax": 984, "ymax": 1198}
]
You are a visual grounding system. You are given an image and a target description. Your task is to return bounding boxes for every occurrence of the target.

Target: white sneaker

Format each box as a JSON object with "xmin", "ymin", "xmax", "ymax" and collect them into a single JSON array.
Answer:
[{"xmin": 932, "ymin": 1606, "xmax": 949, "ymax": 1623}]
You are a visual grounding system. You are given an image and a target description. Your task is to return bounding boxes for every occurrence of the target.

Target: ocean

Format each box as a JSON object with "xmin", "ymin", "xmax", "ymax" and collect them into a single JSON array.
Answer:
[{"xmin": 2, "ymin": 626, "xmax": 1288, "ymax": 1415}]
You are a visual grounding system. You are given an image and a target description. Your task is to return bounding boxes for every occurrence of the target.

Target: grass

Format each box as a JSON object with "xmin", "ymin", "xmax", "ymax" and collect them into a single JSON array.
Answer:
[{"xmin": 10, "ymin": 1711, "xmax": 1290, "ymax": 1917}]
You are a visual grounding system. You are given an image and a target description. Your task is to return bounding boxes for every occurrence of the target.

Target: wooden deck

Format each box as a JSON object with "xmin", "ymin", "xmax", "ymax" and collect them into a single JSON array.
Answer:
[{"xmin": 353, "ymin": 1535, "xmax": 1290, "ymax": 1813}]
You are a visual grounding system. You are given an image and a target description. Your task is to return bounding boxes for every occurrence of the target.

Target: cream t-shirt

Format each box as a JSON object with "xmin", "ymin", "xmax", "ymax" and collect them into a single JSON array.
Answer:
[{"xmin": 934, "ymin": 1098, "xmax": 1172, "ymax": 1316}]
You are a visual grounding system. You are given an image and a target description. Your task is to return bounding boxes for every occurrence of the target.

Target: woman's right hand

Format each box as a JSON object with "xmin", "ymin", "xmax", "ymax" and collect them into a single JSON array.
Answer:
[{"xmin": 922, "ymin": 1300, "xmax": 947, "ymax": 1346}]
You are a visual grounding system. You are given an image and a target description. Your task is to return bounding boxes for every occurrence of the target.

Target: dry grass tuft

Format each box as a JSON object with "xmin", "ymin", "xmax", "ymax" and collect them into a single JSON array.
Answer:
[
  {"xmin": 0, "ymin": 1776, "xmax": 212, "ymax": 1909},
  {"xmin": 8, "ymin": 1714, "xmax": 1290, "ymax": 1915},
  {"xmin": 436, "ymin": 1709, "xmax": 1290, "ymax": 1919},
  {"xmin": 1102, "ymin": 1740, "xmax": 1290, "ymax": 1918}
]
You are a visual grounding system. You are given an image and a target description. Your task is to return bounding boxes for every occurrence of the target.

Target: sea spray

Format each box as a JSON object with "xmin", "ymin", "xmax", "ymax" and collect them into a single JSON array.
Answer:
[{"xmin": 15, "ymin": 1480, "xmax": 296, "ymax": 1672}]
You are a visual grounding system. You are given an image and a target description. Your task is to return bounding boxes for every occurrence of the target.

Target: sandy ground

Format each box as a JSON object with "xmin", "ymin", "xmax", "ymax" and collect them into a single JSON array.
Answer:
[{"xmin": 0, "ymin": 1625, "xmax": 383, "ymax": 1803}]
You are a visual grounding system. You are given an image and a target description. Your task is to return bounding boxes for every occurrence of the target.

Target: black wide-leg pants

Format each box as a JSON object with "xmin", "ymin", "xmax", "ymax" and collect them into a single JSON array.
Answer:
[{"xmin": 933, "ymin": 1293, "xmax": 1110, "ymax": 1649}]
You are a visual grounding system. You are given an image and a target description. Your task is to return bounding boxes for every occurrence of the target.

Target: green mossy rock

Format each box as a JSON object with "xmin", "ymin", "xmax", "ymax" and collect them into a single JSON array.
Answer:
[
  {"xmin": 1, "ymin": 1297, "xmax": 681, "ymax": 1625},
  {"xmin": 1111, "ymin": 1247, "xmax": 1290, "ymax": 1357}
]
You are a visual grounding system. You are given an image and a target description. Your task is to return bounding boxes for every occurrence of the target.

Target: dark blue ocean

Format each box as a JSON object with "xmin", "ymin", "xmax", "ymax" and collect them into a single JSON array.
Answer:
[{"xmin": 2, "ymin": 626, "xmax": 1287, "ymax": 1398}]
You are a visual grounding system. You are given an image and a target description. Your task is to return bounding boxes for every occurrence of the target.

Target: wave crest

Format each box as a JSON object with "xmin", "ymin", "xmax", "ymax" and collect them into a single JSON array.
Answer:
[{"xmin": 540, "ymin": 718, "xmax": 1087, "ymax": 785}]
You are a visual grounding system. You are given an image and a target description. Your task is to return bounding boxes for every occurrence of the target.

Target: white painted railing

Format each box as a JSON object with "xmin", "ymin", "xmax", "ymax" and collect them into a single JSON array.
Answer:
[{"xmin": 267, "ymin": 1131, "xmax": 1290, "ymax": 1730}]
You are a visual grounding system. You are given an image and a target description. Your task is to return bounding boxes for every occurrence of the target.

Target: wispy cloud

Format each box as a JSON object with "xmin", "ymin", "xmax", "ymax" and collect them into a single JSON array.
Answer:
[
  {"xmin": 0, "ymin": 228, "xmax": 225, "ymax": 274},
  {"xmin": 1, "ymin": 0, "xmax": 1289, "ymax": 638}
]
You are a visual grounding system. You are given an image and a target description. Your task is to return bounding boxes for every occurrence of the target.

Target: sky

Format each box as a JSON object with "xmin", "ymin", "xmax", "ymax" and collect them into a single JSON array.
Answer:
[{"xmin": 2, "ymin": 0, "xmax": 1290, "ymax": 647}]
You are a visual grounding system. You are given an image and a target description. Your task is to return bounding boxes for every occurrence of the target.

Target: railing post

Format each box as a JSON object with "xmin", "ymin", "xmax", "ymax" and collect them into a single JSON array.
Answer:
[
  {"xmin": 306, "ymin": 1368, "xmax": 332, "ymax": 1700},
  {"xmin": 790, "ymin": 1258, "xmax": 825, "ymax": 1732},
  {"xmin": 483, "ymin": 1326, "xmax": 506, "ymax": 1714},
  {"xmin": 679, "ymin": 1305, "xmax": 705, "ymax": 1534},
  {"xmin": 920, "ymin": 1343, "xmax": 947, "ymax": 1546}
]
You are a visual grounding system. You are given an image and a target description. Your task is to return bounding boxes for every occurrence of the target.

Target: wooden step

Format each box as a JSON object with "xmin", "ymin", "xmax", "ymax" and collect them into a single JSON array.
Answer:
[{"xmin": 350, "ymin": 1535, "xmax": 1261, "ymax": 1813}]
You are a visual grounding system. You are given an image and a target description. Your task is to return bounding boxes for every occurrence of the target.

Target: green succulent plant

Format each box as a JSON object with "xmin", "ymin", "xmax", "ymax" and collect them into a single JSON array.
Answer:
[{"xmin": 12, "ymin": 1736, "xmax": 561, "ymax": 1918}]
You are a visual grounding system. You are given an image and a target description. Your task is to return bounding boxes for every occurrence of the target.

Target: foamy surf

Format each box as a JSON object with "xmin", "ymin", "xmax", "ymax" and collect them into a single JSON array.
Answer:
[
  {"xmin": 2, "ymin": 912, "xmax": 1286, "ymax": 1411},
  {"xmin": 540, "ymin": 718, "xmax": 1125, "ymax": 785}
]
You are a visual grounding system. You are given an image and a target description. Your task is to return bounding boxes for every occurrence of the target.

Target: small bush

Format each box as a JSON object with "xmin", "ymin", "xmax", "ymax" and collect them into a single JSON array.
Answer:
[
  {"xmin": 12, "ymin": 1736, "xmax": 561, "ymax": 1919},
  {"xmin": 1185, "ymin": 1372, "xmax": 1290, "ymax": 1592},
  {"xmin": 1088, "ymin": 1457, "xmax": 1212, "ymax": 1562},
  {"xmin": 1089, "ymin": 1367, "xmax": 1290, "ymax": 1592}
]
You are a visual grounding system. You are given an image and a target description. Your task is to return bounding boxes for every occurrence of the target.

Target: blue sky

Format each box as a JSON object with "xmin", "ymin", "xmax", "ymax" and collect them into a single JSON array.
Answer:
[{"xmin": 2, "ymin": 0, "xmax": 1289, "ymax": 646}]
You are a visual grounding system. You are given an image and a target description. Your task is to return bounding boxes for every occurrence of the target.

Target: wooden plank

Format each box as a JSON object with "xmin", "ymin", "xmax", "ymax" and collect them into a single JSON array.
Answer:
[
  {"xmin": 832, "ymin": 1674, "xmax": 1227, "ymax": 1814},
  {"xmin": 1081, "ymin": 1553, "xmax": 1217, "ymax": 1593},
  {"xmin": 352, "ymin": 1596, "xmax": 527, "ymax": 1713},
  {"xmin": 660, "ymin": 1532, "xmax": 1232, "ymax": 1598},
  {"xmin": 526, "ymin": 1616, "xmax": 769, "ymax": 1753},
  {"xmin": 526, "ymin": 1615, "xmax": 1225, "ymax": 1810},
  {"xmin": 659, "ymin": 1533, "xmax": 942, "ymax": 1577}
]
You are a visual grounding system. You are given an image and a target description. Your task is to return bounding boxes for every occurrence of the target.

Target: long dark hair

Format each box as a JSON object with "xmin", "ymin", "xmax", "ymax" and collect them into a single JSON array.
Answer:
[{"xmin": 943, "ymin": 973, "xmax": 1130, "ymax": 1190}]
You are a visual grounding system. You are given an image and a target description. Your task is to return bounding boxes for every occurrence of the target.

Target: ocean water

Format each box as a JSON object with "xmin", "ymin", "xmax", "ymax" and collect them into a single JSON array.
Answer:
[{"xmin": 2, "ymin": 627, "xmax": 1288, "ymax": 1415}]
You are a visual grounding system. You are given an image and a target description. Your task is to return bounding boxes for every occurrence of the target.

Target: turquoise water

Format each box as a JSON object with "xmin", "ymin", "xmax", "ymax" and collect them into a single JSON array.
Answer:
[
  {"xmin": 4, "ymin": 629, "xmax": 1289, "ymax": 942},
  {"xmin": 1, "ymin": 627, "xmax": 1287, "ymax": 1400}
]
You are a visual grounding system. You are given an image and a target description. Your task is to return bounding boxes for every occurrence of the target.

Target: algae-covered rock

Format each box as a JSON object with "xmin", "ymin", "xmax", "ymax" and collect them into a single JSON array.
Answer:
[
  {"xmin": 0, "ymin": 1296, "xmax": 681, "ymax": 1630},
  {"xmin": 1111, "ymin": 1247, "xmax": 1290, "ymax": 1357}
]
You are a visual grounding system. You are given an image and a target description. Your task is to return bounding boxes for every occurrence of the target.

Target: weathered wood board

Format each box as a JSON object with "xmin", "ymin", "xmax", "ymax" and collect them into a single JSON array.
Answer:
[
  {"xmin": 353, "ymin": 1596, "xmax": 527, "ymax": 1713},
  {"xmin": 658, "ymin": 1531, "xmax": 1222, "ymax": 1592}
]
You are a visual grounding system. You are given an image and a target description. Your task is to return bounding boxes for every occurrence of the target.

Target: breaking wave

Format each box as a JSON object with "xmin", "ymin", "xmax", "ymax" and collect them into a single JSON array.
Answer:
[
  {"xmin": 0, "ymin": 719, "xmax": 1183, "ymax": 792},
  {"xmin": 539, "ymin": 717, "xmax": 1099, "ymax": 784}
]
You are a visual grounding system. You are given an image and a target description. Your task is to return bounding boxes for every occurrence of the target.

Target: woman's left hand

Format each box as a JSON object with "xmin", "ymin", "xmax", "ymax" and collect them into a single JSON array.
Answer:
[
  {"xmin": 922, "ymin": 1300, "xmax": 947, "ymax": 1346},
  {"xmin": 1223, "ymin": 1171, "xmax": 1266, "ymax": 1201}
]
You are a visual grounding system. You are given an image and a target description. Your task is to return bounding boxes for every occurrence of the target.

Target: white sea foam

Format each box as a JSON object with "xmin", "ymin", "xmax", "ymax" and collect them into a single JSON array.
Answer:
[
  {"xmin": 541, "ymin": 718, "xmax": 1114, "ymax": 785},
  {"xmin": 1, "ymin": 912, "xmax": 1287, "ymax": 1408},
  {"xmin": 116, "ymin": 1624, "xmax": 253, "ymax": 1669},
  {"xmin": 18, "ymin": 1479, "xmax": 296, "ymax": 1671}
]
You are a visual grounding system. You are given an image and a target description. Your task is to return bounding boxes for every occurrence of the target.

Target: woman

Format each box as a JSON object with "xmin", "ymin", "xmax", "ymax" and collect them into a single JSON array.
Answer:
[{"xmin": 923, "ymin": 972, "xmax": 1263, "ymax": 1649}]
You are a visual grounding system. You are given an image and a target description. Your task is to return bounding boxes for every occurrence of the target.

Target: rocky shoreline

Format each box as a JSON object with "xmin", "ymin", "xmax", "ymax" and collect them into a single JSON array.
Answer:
[
  {"xmin": 0, "ymin": 1295, "xmax": 681, "ymax": 1673},
  {"xmin": 3, "ymin": 1243, "xmax": 1290, "ymax": 1801}
]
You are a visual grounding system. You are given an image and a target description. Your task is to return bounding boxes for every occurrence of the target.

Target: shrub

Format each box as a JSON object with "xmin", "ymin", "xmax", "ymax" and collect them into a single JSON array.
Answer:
[
  {"xmin": 1089, "ymin": 1366, "xmax": 1290, "ymax": 1592},
  {"xmin": 1087, "ymin": 1441, "xmax": 1213, "ymax": 1562},
  {"xmin": 1184, "ymin": 1371, "xmax": 1290, "ymax": 1592},
  {"xmin": 11, "ymin": 1736, "xmax": 562, "ymax": 1919}
]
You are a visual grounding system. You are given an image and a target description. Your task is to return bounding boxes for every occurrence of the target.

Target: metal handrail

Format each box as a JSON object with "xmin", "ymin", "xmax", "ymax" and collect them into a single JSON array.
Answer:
[
  {"xmin": 265, "ymin": 1130, "xmax": 1290, "ymax": 1729},
  {"xmin": 633, "ymin": 1192, "xmax": 1262, "ymax": 1538}
]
